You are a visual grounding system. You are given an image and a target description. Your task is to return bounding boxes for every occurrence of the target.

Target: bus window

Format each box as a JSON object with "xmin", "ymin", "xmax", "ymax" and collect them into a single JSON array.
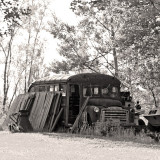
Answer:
[
  {"xmin": 70, "ymin": 85, "xmax": 75, "ymax": 93},
  {"xmin": 39, "ymin": 86, "xmax": 45, "ymax": 92},
  {"xmin": 110, "ymin": 87, "xmax": 119, "ymax": 98},
  {"xmin": 50, "ymin": 86, "xmax": 54, "ymax": 92},
  {"xmin": 46, "ymin": 86, "xmax": 50, "ymax": 91},
  {"xmin": 112, "ymin": 87, "xmax": 118, "ymax": 93},
  {"xmin": 55, "ymin": 85, "xmax": 59, "ymax": 92},
  {"xmin": 60, "ymin": 84, "xmax": 66, "ymax": 96},
  {"xmin": 92, "ymin": 87, "xmax": 99, "ymax": 96},
  {"xmin": 102, "ymin": 87, "xmax": 109, "ymax": 96},
  {"xmin": 83, "ymin": 87, "xmax": 91, "ymax": 97}
]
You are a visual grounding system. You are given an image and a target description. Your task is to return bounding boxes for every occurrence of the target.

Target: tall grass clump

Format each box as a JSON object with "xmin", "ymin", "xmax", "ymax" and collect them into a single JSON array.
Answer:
[{"xmin": 78, "ymin": 122, "xmax": 154, "ymax": 144}]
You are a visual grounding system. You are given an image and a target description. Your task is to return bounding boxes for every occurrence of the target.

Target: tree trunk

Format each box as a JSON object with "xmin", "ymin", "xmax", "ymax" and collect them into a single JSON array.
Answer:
[
  {"xmin": 113, "ymin": 47, "xmax": 118, "ymax": 77},
  {"xmin": 111, "ymin": 21, "xmax": 118, "ymax": 77}
]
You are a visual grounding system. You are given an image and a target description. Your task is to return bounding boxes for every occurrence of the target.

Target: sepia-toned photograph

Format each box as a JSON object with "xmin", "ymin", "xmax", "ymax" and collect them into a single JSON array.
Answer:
[{"xmin": 0, "ymin": 0, "xmax": 160, "ymax": 159}]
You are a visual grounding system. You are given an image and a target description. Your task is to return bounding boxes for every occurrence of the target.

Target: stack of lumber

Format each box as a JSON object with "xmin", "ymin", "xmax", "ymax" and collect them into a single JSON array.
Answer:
[{"xmin": 2, "ymin": 92, "xmax": 63, "ymax": 132}]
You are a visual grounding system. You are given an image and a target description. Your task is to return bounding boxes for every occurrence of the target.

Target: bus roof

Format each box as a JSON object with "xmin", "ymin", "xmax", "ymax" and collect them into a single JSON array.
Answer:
[{"xmin": 30, "ymin": 73, "xmax": 121, "ymax": 86}]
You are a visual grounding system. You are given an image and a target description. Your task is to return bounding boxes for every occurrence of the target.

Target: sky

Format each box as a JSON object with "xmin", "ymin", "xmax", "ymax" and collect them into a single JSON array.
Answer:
[{"xmin": 43, "ymin": 0, "xmax": 78, "ymax": 64}]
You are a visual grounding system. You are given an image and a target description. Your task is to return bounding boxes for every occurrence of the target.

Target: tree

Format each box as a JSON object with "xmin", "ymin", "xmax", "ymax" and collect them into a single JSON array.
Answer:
[
  {"xmin": 0, "ymin": 0, "xmax": 48, "ymax": 111},
  {"xmin": 49, "ymin": 0, "xmax": 125, "ymax": 75},
  {"xmin": 0, "ymin": 0, "xmax": 31, "ymax": 111},
  {"xmin": 20, "ymin": 0, "xmax": 48, "ymax": 92},
  {"xmin": 117, "ymin": 0, "xmax": 160, "ymax": 106},
  {"xmin": 48, "ymin": 0, "xmax": 160, "ymax": 108},
  {"xmin": 0, "ymin": 0, "xmax": 31, "ymax": 36}
]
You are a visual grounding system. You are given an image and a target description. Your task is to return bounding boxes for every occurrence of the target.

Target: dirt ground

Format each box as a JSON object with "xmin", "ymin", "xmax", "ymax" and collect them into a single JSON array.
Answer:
[{"xmin": 0, "ymin": 131, "xmax": 160, "ymax": 160}]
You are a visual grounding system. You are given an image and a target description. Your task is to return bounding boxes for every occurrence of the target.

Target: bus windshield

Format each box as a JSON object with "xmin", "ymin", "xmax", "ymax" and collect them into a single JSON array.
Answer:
[{"xmin": 83, "ymin": 86, "xmax": 119, "ymax": 98}]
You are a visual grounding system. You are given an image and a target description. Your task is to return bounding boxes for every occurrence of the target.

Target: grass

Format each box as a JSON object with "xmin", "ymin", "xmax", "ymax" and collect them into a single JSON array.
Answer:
[{"xmin": 76, "ymin": 122, "xmax": 155, "ymax": 144}]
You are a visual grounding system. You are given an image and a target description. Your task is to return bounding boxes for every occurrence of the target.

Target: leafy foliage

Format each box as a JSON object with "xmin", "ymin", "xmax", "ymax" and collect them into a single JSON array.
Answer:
[
  {"xmin": 0, "ymin": 0, "xmax": 31, "ymax": 36},
  {"xmin": 0, "ymin": 0, "xmax": 47, "ymax": 111},
  {"xmin": 48, "ymin": 0, "xmax": 160, "ymax": 108}
]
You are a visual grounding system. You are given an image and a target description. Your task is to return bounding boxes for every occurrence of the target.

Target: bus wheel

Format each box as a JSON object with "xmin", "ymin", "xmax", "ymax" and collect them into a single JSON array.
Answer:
[{"xmin": 138, "ymin": 119, "xmax": 145, "ymax": 126}]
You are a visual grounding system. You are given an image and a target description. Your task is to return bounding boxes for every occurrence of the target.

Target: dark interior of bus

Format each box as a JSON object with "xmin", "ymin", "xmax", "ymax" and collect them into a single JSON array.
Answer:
[{"xmin": 68, "ymin": 84, "xmax": 80, "ymax": 124}]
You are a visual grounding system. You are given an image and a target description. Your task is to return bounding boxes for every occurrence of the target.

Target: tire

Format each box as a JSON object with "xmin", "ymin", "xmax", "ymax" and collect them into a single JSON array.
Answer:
[{"xmin": 138, "ymin": 119, "xmax": 145, "ymax": 126}]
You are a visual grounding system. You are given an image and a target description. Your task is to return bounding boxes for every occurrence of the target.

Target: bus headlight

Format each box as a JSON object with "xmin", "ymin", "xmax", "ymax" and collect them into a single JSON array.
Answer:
[{"xmin": 94, "ymin": 107, "xmax": 100, "ymax": 113}]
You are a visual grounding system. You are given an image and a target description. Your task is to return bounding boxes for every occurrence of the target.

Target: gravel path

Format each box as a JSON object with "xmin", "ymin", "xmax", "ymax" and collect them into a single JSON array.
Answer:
[{"xmin": 0, "ymin": 131, "xmax": 160, "ymax": 160}]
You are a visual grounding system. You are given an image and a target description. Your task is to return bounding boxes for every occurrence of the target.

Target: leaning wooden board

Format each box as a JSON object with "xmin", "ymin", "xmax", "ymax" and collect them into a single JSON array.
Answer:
[
  {"xmin": 34, "ymin": 92, "xmax": 46, "ymax": 130},
  {"xmin": 29, "ymin": 92, "xmax": 41, "ymax": 130},
  {"xmin": 49, "ymin": 93, "xmax": 61, "ymax": 131},
  {"xmin": 2, "ymin": 93, "xmax": 35, "ymax": 130},
  {"xmin": 39, "ymin": 92, "xmax": 55, "ymax": 131},
  {"xmin": 29, "ymin": 92, "xmax": 55, "ymax": 132}
]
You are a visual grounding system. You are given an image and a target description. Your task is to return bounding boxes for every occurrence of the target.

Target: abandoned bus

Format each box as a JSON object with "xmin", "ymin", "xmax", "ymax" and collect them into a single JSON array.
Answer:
[{"xmin": 28, "ymin": 73, "xmax": 142, "ymax": 129}]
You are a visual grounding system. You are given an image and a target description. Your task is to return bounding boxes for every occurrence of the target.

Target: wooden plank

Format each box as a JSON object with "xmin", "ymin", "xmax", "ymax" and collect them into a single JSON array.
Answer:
[
  {"xmin": 50, "ymin": 108, "xmax": 63, "ymax": 132},
  {"xmin": 19, "ymin": 93, "xmax": 35, "ymax": 111},
  {"xmin": 38, "ymin": 93, "xmax": 51, "ymax": 130},
  {"xmin": 35, "ymin": 92, "xmax": 47, "ymax": 131},
  {"xmin": 55, "ymin": 95, "xmax": 62, "ymax": 116},
  {"xmin": 9, "ymin": 95, "xmax": 22, "ymax": 114},
  {"xmin": 29, "ymin": 93, "xmax": 40, "ymax": 129},
  {"xmin": 20, "ymin": 94, "xmax": 29, "ymax": 110},
  {"xmin": 49, "ymin": 93, "xmax": 61, "ymax": 132},
  {"xmin": 39, "ymin": 92, "xmax": 54, "ymax": 131},
  {"xmin": 2, "ymin": 95, "xmax": 21, "ymax": 130},
  {"xmin": 14, "ymin": 94, "xmax": 25, "ymax": 113},
  {"xmin": 70, "ymin": 97, "xmax": 89, "ymax": 133},
  {"xmin": 24, "ymin": 93, "xmax": 35, "ymax": 111},
  {"xmin": 34, "ymin": 92, "xmax": 47, "ymax": 131},
  {"xmin": 45, "ymin": 94, "xmax": 57, "ymax": 131}
]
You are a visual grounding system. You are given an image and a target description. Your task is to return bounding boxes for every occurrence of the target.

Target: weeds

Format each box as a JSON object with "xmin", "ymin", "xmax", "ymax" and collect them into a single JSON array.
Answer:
[{"xmin": 77, "ymin": 122, "xmax": 154, "ymax": 144}]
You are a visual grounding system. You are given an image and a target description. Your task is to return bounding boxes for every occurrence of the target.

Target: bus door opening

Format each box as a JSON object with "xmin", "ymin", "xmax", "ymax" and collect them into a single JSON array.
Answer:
[{"xmin": 69, "ymin": 84, "xmax": 80, "ymax": 124}]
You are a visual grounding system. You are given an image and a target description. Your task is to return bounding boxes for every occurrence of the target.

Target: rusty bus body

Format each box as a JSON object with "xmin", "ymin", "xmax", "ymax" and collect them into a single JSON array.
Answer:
[{"xmin": 28, "ymin": 73, "xmax": 142, "ymax": 129}]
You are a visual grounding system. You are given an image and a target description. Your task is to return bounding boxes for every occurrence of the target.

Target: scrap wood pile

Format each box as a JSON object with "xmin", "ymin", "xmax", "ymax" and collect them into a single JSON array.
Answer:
[{"xmin": 2, "ymin": 92, "xmax": 63, "ymax": 133}]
